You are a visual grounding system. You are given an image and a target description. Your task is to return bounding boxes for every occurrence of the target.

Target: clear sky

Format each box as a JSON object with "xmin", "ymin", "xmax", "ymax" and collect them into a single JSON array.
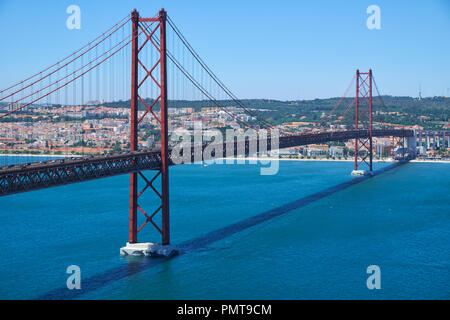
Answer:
[{"xmin": 0, "ymin": 0, "xmax": 449, "ymax": 100}]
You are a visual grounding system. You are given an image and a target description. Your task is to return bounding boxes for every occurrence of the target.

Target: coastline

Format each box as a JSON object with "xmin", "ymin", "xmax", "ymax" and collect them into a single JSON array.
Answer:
[
  {"xmin": 0, "ymin": 154, "xmax": 80, "ymax": 158},
  {"xmin": 222, "ymin": 157, "xmax": 450, "ymax": 164},
  {"xmin": 410, "ymin": 159, "xmax": 450, "ymax": 164}
]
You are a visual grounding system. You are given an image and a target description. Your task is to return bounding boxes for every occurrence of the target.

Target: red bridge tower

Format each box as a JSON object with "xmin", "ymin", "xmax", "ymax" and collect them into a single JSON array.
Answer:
[
  {"xmin": 121, "ymin": 9, "xmax": 175, "ymax": 256},
  {"xmin": 352, "ymin": 69, "xmax": 374, "ymax": 176}
]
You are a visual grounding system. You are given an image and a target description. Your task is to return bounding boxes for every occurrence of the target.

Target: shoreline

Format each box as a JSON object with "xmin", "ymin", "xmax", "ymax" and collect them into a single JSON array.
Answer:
[
  {"xmin": 0, "ymin": 154, "xmax": 81, "ymax": 158},
  {"xmin": 222, "ymin": 157, "xmax": 450, "ymax": 164},
  {"xmin": 1, "ymin": 154, "xmax": 448, "ymax": 164},
  {"xmin": 410, "ymin": 159, "xmax": 450, "ymax": 163}
]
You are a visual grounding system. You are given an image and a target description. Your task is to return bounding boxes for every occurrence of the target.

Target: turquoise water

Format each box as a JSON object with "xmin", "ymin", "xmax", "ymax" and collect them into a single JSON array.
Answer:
[{"xmin": 0, "ymin": 159, "xmax": 448, "ymax": 299}]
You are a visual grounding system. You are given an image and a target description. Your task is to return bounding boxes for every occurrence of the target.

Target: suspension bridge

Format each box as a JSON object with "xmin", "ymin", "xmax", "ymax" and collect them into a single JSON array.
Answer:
[{"xmin": 0, "ymin": 9, "xmax": 415, "ymax": 254}]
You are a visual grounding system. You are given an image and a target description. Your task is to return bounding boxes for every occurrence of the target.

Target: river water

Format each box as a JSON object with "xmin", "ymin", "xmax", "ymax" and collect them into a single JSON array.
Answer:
[{"xmin": 0, "ymin": 159, "xmax": 448, "ymax": 299}]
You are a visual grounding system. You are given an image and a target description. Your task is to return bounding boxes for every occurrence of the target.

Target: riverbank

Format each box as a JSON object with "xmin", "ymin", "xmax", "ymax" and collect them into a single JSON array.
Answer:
[
  {"xmin": 0, "ymin": 154, "xmax": 81, "ymax": 158},
  {"xmin": 410, "ymin": 159, "xmax": 450, "ymax": 163},
  {"xmin": 223, "ymin": 157, "xmax": 450, "ymax": 164}
]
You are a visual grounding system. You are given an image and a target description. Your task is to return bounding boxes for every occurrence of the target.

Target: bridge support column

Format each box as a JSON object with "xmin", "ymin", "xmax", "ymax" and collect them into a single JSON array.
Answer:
[
  {"xmin": 351, "ymin": 69, "xmax": 374, "ymax": 176},
  {"xmin": 121, "ymin": 9, "xmax": 176, "ymax": 257},
  {"xmin": 443, "ymin": 132, "xmax": 447, "ymax": 148},
  {"xmin": 406, "ymin": 135, "xmax": 417, "ymax": 158},
  {"xmin": 418, "ymin": 130, "xmax": 422, "ymax": 147},
  {"xmin": 433, "ymin": 132, "xmax": 437, "ymax": 150},
  {"xmin": 159, "ymin": 10, "xmax": 170, "ymax": 246},
  {"xmin": 128, "ymin": 9, "xmax": 139, "ymax": 244}
]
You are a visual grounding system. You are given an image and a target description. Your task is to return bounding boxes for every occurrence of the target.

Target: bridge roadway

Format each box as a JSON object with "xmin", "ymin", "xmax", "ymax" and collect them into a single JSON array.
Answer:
[{"xmin": 0, "ymin": 129, "xmax": 413, "ymax": 196}]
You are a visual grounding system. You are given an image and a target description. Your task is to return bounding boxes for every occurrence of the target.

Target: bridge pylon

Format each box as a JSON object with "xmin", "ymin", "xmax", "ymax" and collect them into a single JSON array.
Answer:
[
  {"xmin": 351, "ymin": 69, "xmax": 374, "ymax": 176},
  {"xmin": 121, "ymin": 9, "xmax": 176, "ymax": 257}
]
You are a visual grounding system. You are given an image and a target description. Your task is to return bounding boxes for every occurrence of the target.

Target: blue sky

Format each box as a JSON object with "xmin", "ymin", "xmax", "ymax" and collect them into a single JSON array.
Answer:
[{"xmin": 0, "ymin": 0, "xmax": 449, "ymax": 100}]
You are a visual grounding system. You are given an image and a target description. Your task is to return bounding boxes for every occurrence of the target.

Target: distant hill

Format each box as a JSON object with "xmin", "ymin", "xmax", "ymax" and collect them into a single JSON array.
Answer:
[
  {"xmin": 1, "ymin": 96, "xmax": 448, "ymax": 129},
  {"xmin": 103, "ymin": 96, "xmax": 449, "ymax": 129}
]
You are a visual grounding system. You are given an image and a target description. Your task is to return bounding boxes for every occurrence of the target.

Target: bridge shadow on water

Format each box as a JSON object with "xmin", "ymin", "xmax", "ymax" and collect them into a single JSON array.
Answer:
[{"xmin": 38, "ymin": 162, "xmax": 406, "ymax": 299}]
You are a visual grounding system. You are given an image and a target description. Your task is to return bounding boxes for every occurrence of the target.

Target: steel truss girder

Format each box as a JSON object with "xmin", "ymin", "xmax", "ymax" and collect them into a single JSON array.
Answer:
[{"xmin": 0, "ymin": 152, "xmax": 161, "ymax": 196}]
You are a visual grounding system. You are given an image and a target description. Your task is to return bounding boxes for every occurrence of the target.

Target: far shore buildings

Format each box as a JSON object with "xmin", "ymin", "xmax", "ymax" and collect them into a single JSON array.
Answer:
[{"xmin": 1, "ymin": 103, "xmax": 448, "ymax": 159}]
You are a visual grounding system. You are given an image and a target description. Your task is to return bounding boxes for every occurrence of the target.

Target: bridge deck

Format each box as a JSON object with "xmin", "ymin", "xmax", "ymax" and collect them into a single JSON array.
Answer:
[{"xmin": 0, "ymin": 129, "xmax": 413, "ymax": 196}]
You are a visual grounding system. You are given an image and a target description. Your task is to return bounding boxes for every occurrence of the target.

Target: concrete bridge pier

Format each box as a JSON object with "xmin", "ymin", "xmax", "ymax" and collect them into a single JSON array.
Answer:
[
  {"xmin": 433, "ymin": 132, "xmax": 437, "ymax": 150},
  {"xmin": 447, "ymin": 133, "xmax": 449, "ymax": 149},
  {"xmin": 405, "ymin": 135, "xmax": 417, "ymax": 158},
  {"xmin": 443, "ymin": 132, "xmax": 446, "ymax": 148}
]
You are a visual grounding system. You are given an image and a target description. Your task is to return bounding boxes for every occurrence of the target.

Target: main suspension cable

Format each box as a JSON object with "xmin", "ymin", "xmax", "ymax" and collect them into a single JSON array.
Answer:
[{"xmin": 0, "ymin": 14, "xmax": 131, "ymax": 97}]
